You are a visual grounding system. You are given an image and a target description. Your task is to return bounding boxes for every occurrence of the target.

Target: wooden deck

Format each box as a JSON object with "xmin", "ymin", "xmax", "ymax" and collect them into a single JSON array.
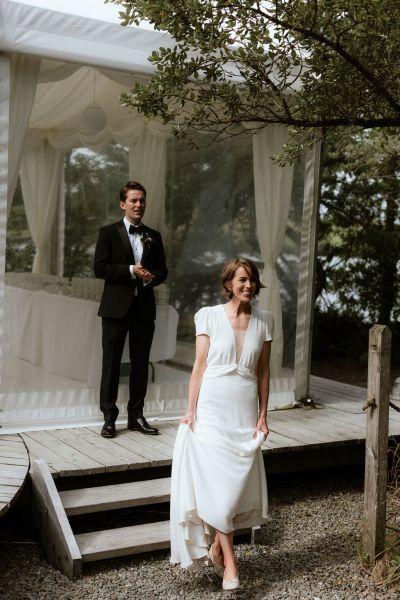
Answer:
[
  {"xmin": 0, "ymin": 434, "xmax": 30, "ymax": 516},
  {"xmin": 2, "ymin": 376, "xmax": 400, "ymax": 485}
]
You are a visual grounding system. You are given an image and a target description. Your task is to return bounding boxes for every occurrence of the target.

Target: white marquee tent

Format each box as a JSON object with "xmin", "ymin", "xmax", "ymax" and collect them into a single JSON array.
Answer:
[{"xmin": 0, "ymin": 0, "xmax": 321, "ymax": 432}]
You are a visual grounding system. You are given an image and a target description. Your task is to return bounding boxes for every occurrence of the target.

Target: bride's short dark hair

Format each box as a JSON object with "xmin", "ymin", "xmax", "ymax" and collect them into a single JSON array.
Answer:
[{"xmin": 221, "ymin": 258, "xmax": 264, "ymax": 299}]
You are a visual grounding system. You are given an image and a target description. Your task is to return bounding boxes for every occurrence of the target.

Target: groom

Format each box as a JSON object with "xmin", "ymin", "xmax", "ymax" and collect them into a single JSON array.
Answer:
[{"xmin": 94, "ymin": 180, "xmax": 168, "ymax": 438}]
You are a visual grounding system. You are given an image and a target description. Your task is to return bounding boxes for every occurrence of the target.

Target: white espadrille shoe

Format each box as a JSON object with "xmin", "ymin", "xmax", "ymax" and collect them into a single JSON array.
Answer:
[{"xmin": 222, "ymin": 571, "xmax": 240, "ymax": 591}]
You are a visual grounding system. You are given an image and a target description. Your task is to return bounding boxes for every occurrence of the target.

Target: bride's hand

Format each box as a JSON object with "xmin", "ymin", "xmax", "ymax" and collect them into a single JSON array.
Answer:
[
  {"xmin": 254, "ymin": 417, "xmax": 269, "ymax": 439},
  {"xmin": 180, "ymin": 412, "xmax": 195, "ymax": 430}
]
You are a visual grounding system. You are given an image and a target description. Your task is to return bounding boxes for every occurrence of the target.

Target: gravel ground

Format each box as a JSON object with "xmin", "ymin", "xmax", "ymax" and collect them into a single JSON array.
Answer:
[{"xmin": 0, "ymin": 469, "xmax": 398, "ymax": 600}]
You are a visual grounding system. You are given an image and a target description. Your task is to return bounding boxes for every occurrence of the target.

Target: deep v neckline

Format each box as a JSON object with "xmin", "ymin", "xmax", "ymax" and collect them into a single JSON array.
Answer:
[{"xmin": 221, "ymin": 304, "xmax": 253, "ymax": 364}]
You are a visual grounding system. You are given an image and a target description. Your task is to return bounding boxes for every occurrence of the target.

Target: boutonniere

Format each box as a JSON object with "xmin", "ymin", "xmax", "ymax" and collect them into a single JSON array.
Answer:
[{"xmin": 141, "ymin": 232, "xmax": 153, "ymax": 246}]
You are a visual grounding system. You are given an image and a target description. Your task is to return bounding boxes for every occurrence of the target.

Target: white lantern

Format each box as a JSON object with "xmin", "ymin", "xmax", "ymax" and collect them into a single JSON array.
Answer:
[{"xmin": 80, "ymin": 104, "xmax": 107, "ymax": 134}]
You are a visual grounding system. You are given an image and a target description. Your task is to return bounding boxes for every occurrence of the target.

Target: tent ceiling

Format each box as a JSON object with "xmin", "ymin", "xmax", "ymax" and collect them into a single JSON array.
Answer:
[
  {"xmin": 31, "ymin": 65, "xmax": 141, "ymax": 132},
  {"xmin": 0, "ymin": 1, "xmax": 174, "ymax": 144},
  {"xmin": 5, "ymin": 0, "xmax": 125, "ymax": 23},
  {"xmin": 0, "ymin": 0, "xmax": 171, "ymax": 73}
]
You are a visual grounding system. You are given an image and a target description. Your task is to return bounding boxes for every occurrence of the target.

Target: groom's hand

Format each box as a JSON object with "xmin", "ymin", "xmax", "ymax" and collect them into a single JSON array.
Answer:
[{"xmin": 133, "ymin": 264, "xmax": 155, "ymax": 282}]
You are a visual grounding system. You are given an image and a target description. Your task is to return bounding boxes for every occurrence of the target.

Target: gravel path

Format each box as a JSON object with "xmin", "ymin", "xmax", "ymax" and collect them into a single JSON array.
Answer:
[{"xmin": 0, "ymin": 469, "xmax": 398, "ymax": 600}]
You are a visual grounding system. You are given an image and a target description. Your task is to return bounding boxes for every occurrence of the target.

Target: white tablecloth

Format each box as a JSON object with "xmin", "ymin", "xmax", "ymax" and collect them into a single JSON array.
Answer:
[{"xmin": 3, "ymin": 286, "xmax": 179, "ymax": 387}]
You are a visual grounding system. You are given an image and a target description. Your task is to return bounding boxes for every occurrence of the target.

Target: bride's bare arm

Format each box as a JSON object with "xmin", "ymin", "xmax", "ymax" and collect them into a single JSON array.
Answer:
[
  {"xmin": 181, "ymin": 334, "xmax": 210, "ymax": 429},
  {"xmin": 255, "ymin": 341, "xmax": 272, "ymax": 437}
]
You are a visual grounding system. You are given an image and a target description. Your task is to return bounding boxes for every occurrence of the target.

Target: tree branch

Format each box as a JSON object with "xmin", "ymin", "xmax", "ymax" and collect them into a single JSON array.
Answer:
[{"xmin": 250, "ymin": 3, "xmax": 400, "ymax": 116}]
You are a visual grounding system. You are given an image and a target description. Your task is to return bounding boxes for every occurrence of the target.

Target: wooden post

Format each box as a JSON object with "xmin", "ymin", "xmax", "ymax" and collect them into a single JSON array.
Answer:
[{"xmin": 363, "ymin": 324, "xmax": 391, "ymax": 564}]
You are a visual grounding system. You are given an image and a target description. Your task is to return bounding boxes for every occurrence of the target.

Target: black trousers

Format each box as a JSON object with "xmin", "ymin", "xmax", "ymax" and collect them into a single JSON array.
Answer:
[{"xmin": 100, "ymin": 300, "xmax": 155, "ymax": 423}]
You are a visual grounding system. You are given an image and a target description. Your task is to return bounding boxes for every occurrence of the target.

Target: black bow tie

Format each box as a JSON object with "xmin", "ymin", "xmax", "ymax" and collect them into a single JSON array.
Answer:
[{"xmin": 129, "ymin": 224, "xmax": 144, "ymax": 236}]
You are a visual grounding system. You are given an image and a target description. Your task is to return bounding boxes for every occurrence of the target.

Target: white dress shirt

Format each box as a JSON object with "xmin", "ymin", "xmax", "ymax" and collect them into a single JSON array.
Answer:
[{"xmin": 124, "ymin": 217, "xmax": 149, "ymax": 292}]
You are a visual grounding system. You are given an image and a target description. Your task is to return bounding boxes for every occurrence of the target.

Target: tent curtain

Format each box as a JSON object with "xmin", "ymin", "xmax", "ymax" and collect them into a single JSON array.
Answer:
[
  {"xmin": 20, "ymin": 140, "xmax": 64, "ymax": 274},
  {"xmin": 253, "ymin": 125, "xmax": 294, "ymax": 377},
  {"xmin": 8, "ymin": 54, "xmax": 41, "ymax": 216},
  {"xmin": 294, "ymin": 140, "xmax": 322, "ymax": 399},
  {"xmin": 55, "ymin": 167, "xmax": 65, "ymax": 277},
  {"xmin": 128, "ymin": 126, "xmax": 169, "ymax": 236}
]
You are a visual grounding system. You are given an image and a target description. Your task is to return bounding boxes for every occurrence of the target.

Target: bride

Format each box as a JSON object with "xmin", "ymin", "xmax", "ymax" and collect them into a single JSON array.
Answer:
[{"xmin": 170, "ymin": 257, "xmax": 273, "ymax": 591}]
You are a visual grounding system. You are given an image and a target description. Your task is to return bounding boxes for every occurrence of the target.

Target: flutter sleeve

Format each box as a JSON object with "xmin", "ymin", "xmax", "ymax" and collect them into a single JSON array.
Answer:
[
  {"xmin": 264, "ymin": 312, "xmax": 274, "ymax": 341},
  {"xmin": 194, "ymin": 307, "xmax": 211, "ymax": 337}
]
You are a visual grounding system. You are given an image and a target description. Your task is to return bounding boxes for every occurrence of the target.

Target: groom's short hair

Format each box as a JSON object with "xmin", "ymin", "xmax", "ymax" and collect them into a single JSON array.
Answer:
[{"xmin": 120, "ymin": 180, "xmax": 147, "ymax": 202}]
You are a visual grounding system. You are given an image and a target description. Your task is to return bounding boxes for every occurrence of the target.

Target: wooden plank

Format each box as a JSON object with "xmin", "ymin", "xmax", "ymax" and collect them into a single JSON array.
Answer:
[
  {"xmin": 0, "ymin": 450, "xmax": 30, "ymax": 462},
  {"xmin": 268, "ymin": 412, "xmax": 335, "ymax": 445},
  {"xmin": 363, "ymin": 325, "xmax": 391, "ymax": 564},
  {"xmin": 0, "ymin": 453, "xmax": 28, "ymax": 516},
  {"xmin": 82, "ymin": 427, "xmax": 151, "ymax": 470},
  {"xmin": 0, "ymin": 443, "xmax": 28, "ymax": 455},
  {"xmin": 311, "ymin": 396, "xmax": 363, "ymax": 409},
  {"xmin": 0, "ymin": 455, "xmax": 30, "ymax": 466},
  {"xmin": 76, "ymin": 520, "xmax": 171, "ymax": 562},
  {"xmin": 28, "ymin": 430, "xmax": 104, "ymax": 475},
  {"xmin": 45, "ymin": 428, "xmax": 125, "ymax": 473},
  {"xmin": 310, "ymin": 383, "xmax": 365, "ymax": 400},
  {"xmin": 0, "ymin": 464, "xmax": 29, "ymax": 477},
  {"xmin": 319, "ymin": 399, "xmax": 365, "ymax": 413},
  {"xmin": 0, "ymin": 434, "xmax": 25, "ymax": 442},
  {"xmin": 314, "ymin": 416, "xmax": 367, "ymax": 438},
  {"xmin": 0, "ymin": 477, "xmax": 25, "ymax": 486},
  {"xmin": 22, "ymin": 433, "xmax": 76, "ymax": 476},
  {"xmin": 111, "ymin": 432, "xmax": 171, "ymax": 466},
  {"xmin": 60, "ymin": 477, "xmax": 171, "ymax": 516},
  {"xmin": 320, "ymin": 410, "xmax": 367, "ymax": 431},
  {"xmin": 265, "ymin": 429, "xmax": 307, "ymax": 450},
  {"xmin": 155, "ymin": 425, "xmax": 178, "ymax": 447},
  {"xmin": 122, "ymin": 429, "xmax": 174, "ymax": 459},
  {"xmin": 389, "ymin": 421, "xmax": 400, "ymax": 436},
  {"xmin": 31, "ymin": 459, "xmax": 82, "ymax": 579},
  {"xmin": 0, "ymin": 491, "xmax": 17, "ymax": 500},
  {"xmin": 302, "ymin": 412, "xmax": 366, "ymax": 440},
  {"xmin": 388, "ymin": 411, "xmax": 400, "ymax": 425},
  {"xmin": 0, "ymin": 489, "xmax": 22, "ymax": 499},
  {"xmin": 323, "ymin": 406, "xmax": 366, "ymax": 423},
  {"xmin": 310, "ymin": 375, "xmax": 366, "ymax": 395}
]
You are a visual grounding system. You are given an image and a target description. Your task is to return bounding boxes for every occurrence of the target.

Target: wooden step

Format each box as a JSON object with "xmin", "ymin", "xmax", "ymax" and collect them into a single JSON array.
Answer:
[
  {"xmin": 59, "ymin": 477, "xmax": 171, "ymax": 516},
  {"xmin": 76, "ymin": 520, "xmax": 170, "ymax": 562}
]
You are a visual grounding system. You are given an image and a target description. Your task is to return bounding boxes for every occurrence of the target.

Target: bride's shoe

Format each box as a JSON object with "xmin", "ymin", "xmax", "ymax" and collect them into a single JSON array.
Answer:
[
  {"xmin": 207, "ymin": 546, "xmax": 224, "ymax": 578},
  {"xmin": 222, "ymin": 570, "xmax": 240, "ymax": 591}
]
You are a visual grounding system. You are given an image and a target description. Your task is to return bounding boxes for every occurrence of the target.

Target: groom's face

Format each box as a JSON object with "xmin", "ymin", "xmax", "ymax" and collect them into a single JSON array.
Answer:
[{"xmin": 120, "ymin": 189, "xmax": 146, "ymax": 225}]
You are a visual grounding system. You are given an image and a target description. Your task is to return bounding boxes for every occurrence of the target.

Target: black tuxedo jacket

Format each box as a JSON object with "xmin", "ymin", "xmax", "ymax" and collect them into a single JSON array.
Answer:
[{"xmin": 93, "ymin": 220, "xmax": 168, "ymax": 320}]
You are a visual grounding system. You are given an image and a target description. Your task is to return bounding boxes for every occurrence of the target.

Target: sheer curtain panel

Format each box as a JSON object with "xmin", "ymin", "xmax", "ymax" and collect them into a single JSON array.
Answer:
[
  {"xmin": 129, "ymin": 126, "xmax": 169, "ymax": 236},
  {"xmin": 253, "ymin": 125, "xmax": 294, "ymax": 377},
  {"xmin": 8, "ymin": 54, "xmax": 41, "ymax": 216},
  {"xmin": 20, "ymin": 140, "xmax": 64, "ymax": 274}
]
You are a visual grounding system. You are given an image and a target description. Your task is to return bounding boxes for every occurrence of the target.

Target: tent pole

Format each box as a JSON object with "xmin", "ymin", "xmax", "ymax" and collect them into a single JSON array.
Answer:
[{"xmin": 0, "ymin": 53, "xmax": 10, "ymax": 395}]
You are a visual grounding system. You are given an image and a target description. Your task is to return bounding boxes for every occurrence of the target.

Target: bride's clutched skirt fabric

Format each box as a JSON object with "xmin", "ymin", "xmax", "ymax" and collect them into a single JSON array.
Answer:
[{"xmin": 170, "ymin": 372, "xmax": 268, "ymax": 569}]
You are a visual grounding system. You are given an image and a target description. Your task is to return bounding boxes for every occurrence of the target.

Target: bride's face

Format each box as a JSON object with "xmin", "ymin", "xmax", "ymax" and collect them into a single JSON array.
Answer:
[{"xmin": 228, "ymin": 266, "xmax": 256, "ymax": 303}]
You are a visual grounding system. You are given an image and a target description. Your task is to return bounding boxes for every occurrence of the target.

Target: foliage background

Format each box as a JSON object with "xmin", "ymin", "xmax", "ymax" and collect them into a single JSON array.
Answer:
[{"xmin": 312, "ymin": 129, "xmax": 400, "ymax": 386}]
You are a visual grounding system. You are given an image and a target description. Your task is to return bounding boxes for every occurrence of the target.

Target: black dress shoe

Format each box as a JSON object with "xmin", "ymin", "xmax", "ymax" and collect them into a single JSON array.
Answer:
[
  {"xmin": 101, "ymin": 422, "xmax": 116, "ymax": 438},
  {"xmin": 128, "ymin": 416, "xmax": 159, "ymax": 435}
]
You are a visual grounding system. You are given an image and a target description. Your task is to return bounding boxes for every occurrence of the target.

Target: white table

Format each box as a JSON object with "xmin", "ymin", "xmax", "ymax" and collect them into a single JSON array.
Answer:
[{"xmin": 3, "ymin": 286, "xmax": 179, "ymax": 387}]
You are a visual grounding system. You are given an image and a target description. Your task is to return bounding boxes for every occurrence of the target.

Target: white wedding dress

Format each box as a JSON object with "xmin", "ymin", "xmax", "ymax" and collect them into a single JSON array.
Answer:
[{"xmin": 170, "ymin": 304, "xmax": 274, "ymax": 569}]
